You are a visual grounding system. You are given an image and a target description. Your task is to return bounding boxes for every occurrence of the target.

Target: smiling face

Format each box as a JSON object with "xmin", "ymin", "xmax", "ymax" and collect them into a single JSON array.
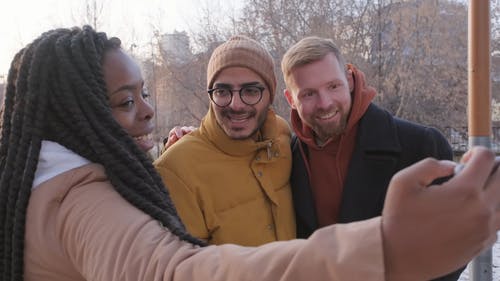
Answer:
[
  {"xmin": 211, "ymin": 67, "xmax": 271, "ymax": 140},
  {"xmin": 103, "ymin": 49, "xmax": 155, "ymax": 152},
  {"xmin": 285, "ymin": 53, "xmax": 352, "ymax": 144}
]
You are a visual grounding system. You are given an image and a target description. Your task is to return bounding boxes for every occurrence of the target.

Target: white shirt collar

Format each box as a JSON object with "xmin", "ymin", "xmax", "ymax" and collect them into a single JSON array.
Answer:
[{"xmin": 32, "ymin": 141, "xmax": 91, "ymax": 189}]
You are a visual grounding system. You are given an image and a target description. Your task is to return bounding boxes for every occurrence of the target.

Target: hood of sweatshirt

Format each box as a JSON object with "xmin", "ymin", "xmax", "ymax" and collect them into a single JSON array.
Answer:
[{"xmin": 32, "ymin": 141, "xmax": 91, "ymax": 189}]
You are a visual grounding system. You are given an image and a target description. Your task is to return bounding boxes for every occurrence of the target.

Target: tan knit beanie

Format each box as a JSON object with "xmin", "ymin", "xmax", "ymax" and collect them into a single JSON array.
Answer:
[{"xmin": 206, "ymin": 35, "xmax": 277, "ymax": 102}]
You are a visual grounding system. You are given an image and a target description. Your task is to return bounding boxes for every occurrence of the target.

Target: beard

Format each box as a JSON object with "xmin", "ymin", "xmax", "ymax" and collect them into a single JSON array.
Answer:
[
  {"xmin": 310, "ymin": 109, "xmax": 349, "ymax": 143},
  {"xmin": 217, "ymin": 106, "xmax": 268, "ymax": 140}
]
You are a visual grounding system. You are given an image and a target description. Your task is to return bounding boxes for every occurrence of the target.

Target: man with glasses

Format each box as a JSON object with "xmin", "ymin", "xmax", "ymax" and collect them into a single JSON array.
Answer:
[{"xmin": 154, "ymin": 35, "xmax": 295, "ymax": 246}]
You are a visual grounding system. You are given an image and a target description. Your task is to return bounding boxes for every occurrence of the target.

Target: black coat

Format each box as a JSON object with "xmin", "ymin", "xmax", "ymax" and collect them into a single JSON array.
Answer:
[{"xmin": 290, "ymin": 103, "xmax": 462, "ymax": 281}]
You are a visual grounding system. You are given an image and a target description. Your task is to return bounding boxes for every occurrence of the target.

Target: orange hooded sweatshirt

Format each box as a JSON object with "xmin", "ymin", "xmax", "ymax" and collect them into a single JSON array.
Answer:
[{"xmin": 291, "ymin": 64, "xmax": 376, "ymax": 227}]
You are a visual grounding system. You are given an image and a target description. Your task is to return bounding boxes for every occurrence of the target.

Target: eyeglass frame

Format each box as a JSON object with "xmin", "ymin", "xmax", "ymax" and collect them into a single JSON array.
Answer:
[{"xmin": 207, "ymin": 85, "xmax": 266, "ymax": 107}]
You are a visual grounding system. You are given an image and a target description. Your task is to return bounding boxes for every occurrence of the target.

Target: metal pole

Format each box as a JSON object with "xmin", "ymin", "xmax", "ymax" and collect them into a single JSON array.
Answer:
[
  {"xmin": 152, "ymin": 38, "xmax": 159, "ymax": 159},
  {"xmin": 468, "ymin": 1, "xmax": 492, "ymax": 280}
]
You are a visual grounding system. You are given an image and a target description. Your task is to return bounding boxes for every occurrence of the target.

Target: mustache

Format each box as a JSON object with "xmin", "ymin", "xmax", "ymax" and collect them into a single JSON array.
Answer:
[
  {"xmin": 315, "ymin": 107, "xmax": 338, "ymax": 116},
  {"xmin": 221, "ymin": 108, "xmax": 256, "ymax": 116}
]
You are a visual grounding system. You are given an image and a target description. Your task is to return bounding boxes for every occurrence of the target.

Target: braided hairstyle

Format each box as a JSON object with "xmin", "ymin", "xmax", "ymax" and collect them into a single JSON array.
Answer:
[{"xmin": 0, "ymin": 26, "xmax": 204, "ymax": 281}]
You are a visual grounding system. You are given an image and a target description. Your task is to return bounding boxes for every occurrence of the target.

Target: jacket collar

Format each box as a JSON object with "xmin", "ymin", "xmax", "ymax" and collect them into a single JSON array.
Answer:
[
  {"xmin": 199, "ymin": 105, "xmax": 280, "ymax": 156},
  {"xmin": 337, "ymin": 104, "xmax": 402, "ymax": 223}
]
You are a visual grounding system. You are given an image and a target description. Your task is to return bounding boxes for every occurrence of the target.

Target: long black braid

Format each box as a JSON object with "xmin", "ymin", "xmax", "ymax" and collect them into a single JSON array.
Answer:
[{"xmin": 0, "ymin": 26, "xmax": 205, "ymax": 281}]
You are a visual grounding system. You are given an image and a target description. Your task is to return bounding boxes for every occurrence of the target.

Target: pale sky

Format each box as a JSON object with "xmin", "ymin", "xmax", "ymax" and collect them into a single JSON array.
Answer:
[{"xmin": 0, "ymin": 0, "xmax": 243, "ymax": 77}]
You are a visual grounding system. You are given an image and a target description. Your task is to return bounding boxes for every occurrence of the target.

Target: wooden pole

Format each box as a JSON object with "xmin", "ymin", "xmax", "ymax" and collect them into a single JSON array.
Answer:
[
  {"xmin": 468, "ymin": 1, "xmax": 492, "ymax": 280},
  {"xmin": 468, "ymin": 1, "xmax": 491, "ymax": 138}
]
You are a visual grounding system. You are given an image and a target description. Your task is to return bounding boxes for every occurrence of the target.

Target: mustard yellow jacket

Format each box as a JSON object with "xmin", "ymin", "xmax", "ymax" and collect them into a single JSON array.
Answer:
[{"xmin": 154, "ymin": 107, "xmax": 296, "ymax": 246}]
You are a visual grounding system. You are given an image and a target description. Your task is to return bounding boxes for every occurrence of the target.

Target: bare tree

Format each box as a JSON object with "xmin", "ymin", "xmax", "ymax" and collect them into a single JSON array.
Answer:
[
  {"xmin": 155, "ymin": 0, "xmax": 473, "ymax": 140},
  {"xmin": 368, "ymin": 0, "xmax": 468, "ymax": 131},
  {"xmin": 151, "ymin": 0, "xmax": 242, "ymax": 138},
  {"xmin": 142, "ymin": 2, "xmax": 220, "ymax": 149},
  {"xmin": 70, "ymin": 0, "xmax": 108, "ymax": 30}
]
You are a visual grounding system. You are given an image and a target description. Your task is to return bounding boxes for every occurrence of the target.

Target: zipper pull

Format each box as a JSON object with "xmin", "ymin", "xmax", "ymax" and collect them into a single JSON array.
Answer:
[{"xmin": 267, "ymin": 141, "xmax": 272, "ymax": 160}]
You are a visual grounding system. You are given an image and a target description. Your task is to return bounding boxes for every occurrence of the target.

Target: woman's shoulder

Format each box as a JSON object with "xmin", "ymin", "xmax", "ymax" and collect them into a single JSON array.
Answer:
[{"xmin": 32, "ymin": 163, "xmax": 109, "ymax": 202}]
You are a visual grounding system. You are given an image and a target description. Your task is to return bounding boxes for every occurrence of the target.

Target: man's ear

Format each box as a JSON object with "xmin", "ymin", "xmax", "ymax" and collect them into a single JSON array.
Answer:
[
  {"xmin": 284, "ymin": 89, "xmax": 296, "ymax": 109},
  {"xmin": 346, "ymin": 68, "xmax": 354, "ymax": 93}
]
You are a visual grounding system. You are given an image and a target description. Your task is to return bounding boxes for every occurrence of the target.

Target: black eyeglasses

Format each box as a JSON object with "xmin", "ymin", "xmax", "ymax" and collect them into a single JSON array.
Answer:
[{"xmin": 207, "ymin": 85, "xmax": 266, "ymax": 107}]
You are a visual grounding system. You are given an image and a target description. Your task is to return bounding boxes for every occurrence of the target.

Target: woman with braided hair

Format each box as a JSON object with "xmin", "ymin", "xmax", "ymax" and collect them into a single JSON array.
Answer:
[{"xmin": 2, "ymin": 25, "xmax": 500, "ymax": 281}]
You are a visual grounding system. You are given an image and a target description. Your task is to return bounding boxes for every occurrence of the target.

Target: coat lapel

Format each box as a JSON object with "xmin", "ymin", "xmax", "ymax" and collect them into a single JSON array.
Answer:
[
  {"xmin": 338, "ymin": 104, "xmax": 401, "ymax": 223},
  {"xmin": 290, "ymin": 136, "xmax": 318, "ymax": 237}
]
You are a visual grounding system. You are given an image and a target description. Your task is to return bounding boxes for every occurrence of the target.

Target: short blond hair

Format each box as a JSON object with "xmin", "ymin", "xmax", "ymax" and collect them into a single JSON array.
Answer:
[{"xmin": 281, "ymin": 36, "xmax": 346, "ymax": 88}]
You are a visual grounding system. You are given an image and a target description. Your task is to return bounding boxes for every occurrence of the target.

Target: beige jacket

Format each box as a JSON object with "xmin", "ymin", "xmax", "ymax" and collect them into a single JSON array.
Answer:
[{"xmin": 25, "ymin": 162, "xmax": 385, "ymax": 280}]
